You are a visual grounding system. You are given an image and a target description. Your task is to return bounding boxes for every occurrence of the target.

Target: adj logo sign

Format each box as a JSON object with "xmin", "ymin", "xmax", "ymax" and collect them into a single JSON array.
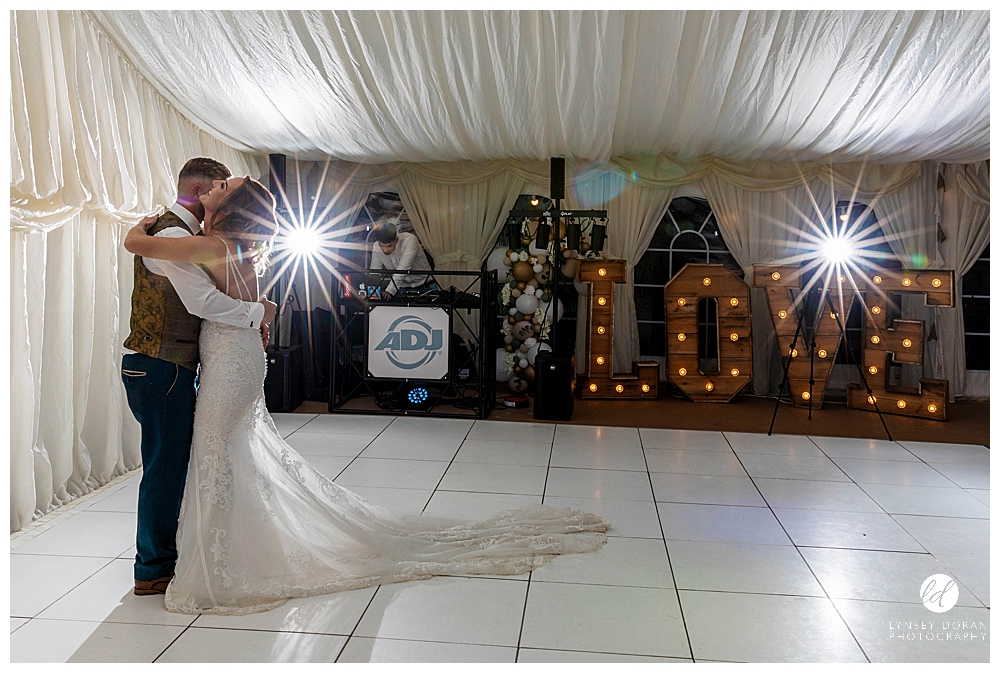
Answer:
[
  {"xmin": 921, "ymin": 574, "xmax": 959, "ymax": 613},
  {"xmin": 375, "ymin": 315, "xmax": 444, "ymax": 370}
]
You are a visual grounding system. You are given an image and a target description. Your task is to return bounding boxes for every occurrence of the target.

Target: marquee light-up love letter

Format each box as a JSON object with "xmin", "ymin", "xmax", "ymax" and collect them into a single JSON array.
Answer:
[
  {"xmin": 753, "ymin": 265, "xmax": 856, "ymax": 409},
  {"xmin": 846, "ymin": 270, "xmax": 954, "ymax": 420},
  {"xmin": 665, "ymin": 264, "xmax": 752, "ymax": 402},
  {"xmin": 578, "ymin": 259, "xmax": 659, "ymax": 399}
]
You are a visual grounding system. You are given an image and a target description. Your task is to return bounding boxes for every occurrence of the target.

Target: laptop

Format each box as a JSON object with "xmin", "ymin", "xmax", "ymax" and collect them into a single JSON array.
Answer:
[{"xmin": 355, "ymin": 273, "xmax": 391, "ymax": 300}]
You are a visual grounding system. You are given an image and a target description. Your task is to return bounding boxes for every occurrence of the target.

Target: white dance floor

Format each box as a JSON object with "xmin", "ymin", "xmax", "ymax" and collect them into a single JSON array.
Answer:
[{"xmin": 10, "ymin": 416, "xmax": 990, "ymax": 663}]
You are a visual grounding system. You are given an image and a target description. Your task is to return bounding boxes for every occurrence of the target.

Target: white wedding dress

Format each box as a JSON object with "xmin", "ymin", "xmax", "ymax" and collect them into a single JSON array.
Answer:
[{"xmin": 164, "ymin": 244, "xmax": 609, "ymax": 615}]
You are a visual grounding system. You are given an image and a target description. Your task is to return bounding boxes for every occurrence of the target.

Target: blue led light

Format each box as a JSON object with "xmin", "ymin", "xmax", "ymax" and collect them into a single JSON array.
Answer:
[{"xmin": 407, "ymin": 387, "xmax": 429, "ymax": 404}]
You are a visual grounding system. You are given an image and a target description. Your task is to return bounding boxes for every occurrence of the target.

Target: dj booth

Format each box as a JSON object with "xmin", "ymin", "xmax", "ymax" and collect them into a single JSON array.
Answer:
[{"xmin": 329, "ymin": 268, "xmax": 499, "ymax": 419}]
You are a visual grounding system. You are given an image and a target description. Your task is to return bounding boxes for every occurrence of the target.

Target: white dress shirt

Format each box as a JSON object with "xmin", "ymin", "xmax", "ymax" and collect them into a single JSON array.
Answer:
[
  {"xmin": 123, "ymin": 204, "xmax": 264, "ymax": 355},
  {"xmin": 370, "ymin": 231, "xmax": 432, "ymax": 294}
]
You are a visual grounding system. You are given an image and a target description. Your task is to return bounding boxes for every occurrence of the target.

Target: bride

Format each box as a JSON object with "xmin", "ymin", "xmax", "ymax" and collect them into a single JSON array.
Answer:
[{"xmin": 123, "ymin": 176, "xmax": 608, "ymax": 615}]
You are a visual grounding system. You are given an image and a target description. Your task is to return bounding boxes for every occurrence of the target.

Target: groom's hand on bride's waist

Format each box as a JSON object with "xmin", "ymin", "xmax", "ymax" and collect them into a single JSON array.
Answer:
[
  {"xmin": 260, "ymin": 297, "xmax": 277, "ymax": 327},
  {"xmin": 260, "ymin": 323, "xmax": 270, "ymax": 350}
]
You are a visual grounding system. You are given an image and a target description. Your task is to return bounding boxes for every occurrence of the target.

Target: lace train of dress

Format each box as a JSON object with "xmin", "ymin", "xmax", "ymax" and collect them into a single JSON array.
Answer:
[{"xmin": 164, "ymin": 321, "xmax": 609, "ymax": 615}]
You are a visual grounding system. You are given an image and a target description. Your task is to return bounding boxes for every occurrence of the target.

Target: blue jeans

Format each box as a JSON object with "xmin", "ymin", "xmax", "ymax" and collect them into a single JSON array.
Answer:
[{"xmin": 121, "ymin": 353, "xmax": 197, "ymax": 581}]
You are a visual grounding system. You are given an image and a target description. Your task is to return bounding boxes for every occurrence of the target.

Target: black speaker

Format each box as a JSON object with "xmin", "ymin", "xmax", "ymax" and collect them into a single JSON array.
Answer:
[
  {"xmin": 590, "ymin": 221, "xmax": 607, "ymax": 252},
  {"xmin": 566, "ymin": 220, "xmax": 580, "ymax": 250},
  {"xmin": 268, "ymin": 154, "xmax": 287, "ymax": 195},
  {"xmin": 550, "ymin": 157, "xmax": 565, "ymax": 200},
  {"xmin": 264, "ymin": 345, "xmax": 304, "ymax": 412},
  {"xmin": 535, "ymin": 217, "xmax": 550, "ymax": 247},
  {"xmin": 533, "ymin": 352, "xmax": 575, "ymax": 421}
]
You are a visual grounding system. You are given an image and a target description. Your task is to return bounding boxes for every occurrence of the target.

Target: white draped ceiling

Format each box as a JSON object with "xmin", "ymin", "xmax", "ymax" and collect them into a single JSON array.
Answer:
[{"xmin": 89, "ymin": 10, "xmax": 989, "ymax": 164}]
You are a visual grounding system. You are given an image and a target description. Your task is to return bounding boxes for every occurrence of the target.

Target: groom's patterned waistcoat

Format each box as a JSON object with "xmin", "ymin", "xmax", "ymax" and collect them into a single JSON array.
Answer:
[{"xmin": 123, "ymin": 212, "xmax": 202, "ymax": 372}]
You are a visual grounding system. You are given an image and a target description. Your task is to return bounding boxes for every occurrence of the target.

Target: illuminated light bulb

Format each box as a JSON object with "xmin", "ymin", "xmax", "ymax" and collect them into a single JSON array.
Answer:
[
  {"xmin": 932, "ymin": 278, "xmax": 942, "ymax": 288},
  {"xmin": 597, "ymin": 297, "xmax": 607, "ymax": 306},
  {"xmin": 801, "ymin": 391, "xmax": 811, "ymax": 401},
  {"xmin": 677, "ymin": 333, "xmax": 686, "ymax": 341},
  {"xmin": 927, "ymin": 403, "xmax": 938, "ymax": 413},
  {"xmin": 702, "ymin": 277, "xmax": 712, "ymax": 286},
  {"xmin": 902, "ymin": 278, "xmax": 912, "ymax": 287},
  {"xmin": 791, "ymin": 349, "xmax": 798, "ymax": 357},
  {"xmin": 730, "ymin": 298, "xmax": 739, "ymax": 306},
  {"xmin": 902, "ymin": 338, "xmax": 912, "ymax": 348},
  {"xmin": 839, "ymin": 213, "xmax": 849, "ymax": 222},
  {"xmin": 597, "ymin": 325, "xmax": 606, "ymax": 335},
  {"xmin": 818, "ymin": 349, "xmax": 828, "ymax": 358},
  {"xmin": 615, "ymin": 384, "xmax": 625, "ymax": 394},
  {"xmin": 872, "ymin": 306, "xmax": 882, "ymax": 315},
  {"xmin": 641, "ymin": 384, "xmax": 651, "ymax": 393},
  {"xmin": 838, "ymin": 274, "xmax": 846, "ymax": 283},
  {"xmin": 897, "ymin": 399, "xmax": 906, "ymax": 409},
  {"xmin": 831, "ymin": 312, "xmax": 838, "ymax": 320},
  {"xmin": 730, "ymin": 333, "xmax": 739, "ymax": 341},
  {"xmin": 873, "ymin": 275, "xmax": 882, "ymax": 284},
  {"xmin": 677, "ymin": 298, "xmax": 687, "ymax": 307},
  {"xmin": 869, "ymin": 366, "xmax": 878, "ymax": 375},
  {"xmin": 678, "ymin": 368, "xmax": 687, "ymax": 376},
  {"xmin": 596, "ymin": 356, "xmax": 605, "ymax": 365},
  {"xmin": 530, "ymin": 197, "xmax": 540, "ymax": 206},
  {"xmin": 771, "ymin": 271, "xmax": 781, "ymax": 281},
  {"xmin": 778, "ymin": 310, "xmax": 787, "ymax": 319},
  {"xmin": 598, "ymin": 267, "xmax": 607, "ymax": 276},
  {"xmin": 871, "ymin": 335, "xmax": 881, "ymax": 344},
  {"xmin": 589, "ymin": 383, "xmax": 598, "ymax": 393},
  {"xmin": 705, "ymin": 382, "xmax": 714, "ymax": 392},
  {"xmin": 867, "ymin": 395, "xmax": 877, "ymax": 405},
  {"xmin": 730, "ymin": 368, "xmax": 740, "ymax": 377}
]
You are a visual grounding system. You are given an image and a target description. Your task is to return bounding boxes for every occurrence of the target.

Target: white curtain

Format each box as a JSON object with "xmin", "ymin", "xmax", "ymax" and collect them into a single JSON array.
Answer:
[
  {"xmin": 936, "ymin": 162, "xmax": 990, "ymax": 400},
  {"xmin": 10, "ymin": 11, "xmax": 261, "ymax": 532}
]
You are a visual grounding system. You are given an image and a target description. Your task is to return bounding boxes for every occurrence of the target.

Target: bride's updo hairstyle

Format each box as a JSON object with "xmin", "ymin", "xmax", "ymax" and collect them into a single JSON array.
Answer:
[{"xmin": 211, "ymin": 176, "xmax": 278, "ymax": 275}]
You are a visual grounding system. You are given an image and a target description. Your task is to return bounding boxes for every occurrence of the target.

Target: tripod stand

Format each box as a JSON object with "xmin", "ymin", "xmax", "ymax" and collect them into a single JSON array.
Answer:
[{"xmin": 767, "ymin": 288, "xmax": 892, "ymax": 441}]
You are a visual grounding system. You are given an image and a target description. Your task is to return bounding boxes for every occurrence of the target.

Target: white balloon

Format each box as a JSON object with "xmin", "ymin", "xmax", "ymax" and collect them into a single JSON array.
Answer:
[
  {"xmin": 535, "ymin": 289, "xmax": 544, "ymax": 298},
  {"xmin": 496, "ymin": 348, "xmax": 512, "ymax": 382},
  {"xmin": 515, "ymin": 293, "xmax": 539, "ymax": 315},
  {"xmin": 539, "ymin": 298, "xmax": 565, "ymax": 322},
  {"xmin": 508, "ymin": 307, "xmax": 517, "ymax": 316},
  {"xmin": 528, "ymin": 240, "xmax": 548, "ymax": 256},
  {"xmin": 524, "ymin": 337, "xmax": 537, "ymax": 347},
  {"xmin": 532, "ymin": 263, "xmax": 543, "ymax": 273},
  {"xmin": 519, "ymin": 358, "xmax": 529, "ymax": 369},
  {"xmin": 486, "ymin": 247, "xmax": 510, "ymax": 279},
  {"xmin": 526, "ymin": 343, "xmax": 540, "ymax": 364}
]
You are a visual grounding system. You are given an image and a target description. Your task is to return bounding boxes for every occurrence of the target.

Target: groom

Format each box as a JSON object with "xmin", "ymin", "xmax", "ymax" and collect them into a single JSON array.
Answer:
[{"xmin": 121, "ymin": 157, "xmax": 277, "ymax": 595}]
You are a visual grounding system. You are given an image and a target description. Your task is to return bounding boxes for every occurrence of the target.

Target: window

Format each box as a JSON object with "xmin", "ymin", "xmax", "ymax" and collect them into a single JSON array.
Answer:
[
  {"xmin": 634, "ymin": 197, "xmax": 741, "ymax": 357},
  {"xmin": 962, "ymin": 244, "xmax": 990, "ymax": 371}
]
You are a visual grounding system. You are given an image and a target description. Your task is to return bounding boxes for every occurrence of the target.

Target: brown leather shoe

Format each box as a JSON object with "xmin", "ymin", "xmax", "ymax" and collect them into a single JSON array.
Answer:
[{"xmin": 134, "ymin": 574, "xmax": 173, "ymax": 596}]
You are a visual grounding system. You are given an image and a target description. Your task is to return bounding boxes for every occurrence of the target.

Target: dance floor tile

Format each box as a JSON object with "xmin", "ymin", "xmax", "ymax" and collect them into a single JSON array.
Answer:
[
  {"xmin": 271, "ymin": 412, "xmax": 318, "ymax": 437},
  {"xmin": 10, "ymin": 619, "xmax": 183, "ymax": 663},
  {"xmin": 438, "ymin": 461, "xmax": 547, "ymax": 495},
  {"xmin": 302, "ymin": 454, "xmax": 355, "ymax": 481},
  {"xmin": 9, "ymin": 554, "xmax": 111, "ymax": 617},
  {"xmin": 859, "ymin": 483, "xmax": 990, "ymax": 518},
  {"xmin": 554, "ymin": 424, "xmax": 642, "ymax": 449},
  {"xmin": 830, "ymin": 458, "xmax": 956, "ymax": 487},
  {"xmin": 644, "ymin": 449, "xmax": 749, "ymax": 477},
  {"xmin": 119, "ymin": 545, "xmax": 137, "ymax": 560},
  {"xmin": 453, "ymin": 439, "xmax": 552, "ymax": 466},
  {"xmin": 360, "ymin": 434, "xmax": 463, "ymax": 461},
  {"xmin": 381, "ymin": 416, "xmax": 473, "ymax": 439},
  {"xmin": 353, "ymin": 576, "xmax": 526, "ymax": 647},
  {"xmin": 895, "ymin": 441, "xmax": 990, "ymax": 465},
  {"xmin": 927, "ymin": 462, "xmax": 990, "ymax": 489},
  {"xmin": 541, "ymin": 496, "xmax": 663, "ymax": 539},
  {"xmin": 334, "ymin": 458, "xmax": 449, "ymax": 490},
  {"xmin": 668, "ymin": 540, "xmax": 824, "ymax": 596},
  {"xmin": 753, "ymin": 478, "xmax": 882, "ymax": 512},
  {"xmin": 890, "ymin": 514, "xmax": 989, "ymax": 557},
  {"xmin": 934, "ymin": 553, "xmax": 991, "ymax": 607},
  {"xmin": 739, "ymin": 453, "xmax": 850, "ymax": 481},
  {"xmin": 423, "ymin": 491, "xmax": 541, "ymax": 521},
  {"xmin": 517, "ymin": 648, "xmax": 691, "ymax": 663},
  {"xmin": 520, "ymin": 582, "xmax": 688, "ymax": 658},
  {"xmin": 468, "ymin": 420, "xmax": 554, "ymax": 443},
  {"xmin": 293, "ymin": 414, "xmax": 390, "ymax": 435},
  {"xmin": 11, "ymin": 511, "xmax": 137, "ymax": 558},
  {"xmin": 531, "ymin": 536, "xmax": 673, "ymax": 589},
  {"xmin": 11, "ymin": 618, "xmax": 29, "ymax": 633},
  {"xmin": 773, "ymin": 509, "xmax": 924, "ymax": 552},
  {"xmin": 657, "ymin": 503, "xmax": 791, "ymax": 546},
  {"xmin": 639, "ymin": 428, "xmax": 732, "ymax": 452},
  {"xmin": 833, "ymin": 598, "xmax": 989, "ymax": 663},
  {"xmin": 348, "ymin": 486, "xmax": 433, "ymax": 514},
  {"xmin": 549, "ymin": 443, "xmax": 647, "ymax": 472},
  {"xmin": 194, "ymin": 587, "xmax": 377, "ymax": 635},
  {"xmin": 82, "ymin": 478, "xmax": 140, "ymax": 513},
  {"xmin": 338, "ymin": 637, "xmax": 515, "ymax": 663},
  {"xmin": 799, "ymin": 547, "xmax": 980, "ymax": 606},
  {"xmin": 808, "ymin": 436, "xmax": 919, "ymax": 461},
  {"xmin": 545, "ymin": 467, "xmax": 654, "ymax": 501},
  {"xmin": 680, "ymin": 591, "xmax": 866, "ymax": 663},
  {"xmin": 285, "ymin": 432, "xmax": 374, "ymax": 457},
  {"xmin": 650, "ymin": 473, "xmax": 766, "ymax": 507},
  {"xmin": 965, "ymin": 488, "xmax": 990, "ymax": 506},
  {"xmin": 723, "ymin": 432, "xmax": 824, "ymax": 456},
  {"xmin": 38, "ymin": 559, "xmax": 195, "ymax": 626},
  {"xmin": 158, "ymin": 626, "xmax": 347, "ymax": 663}
]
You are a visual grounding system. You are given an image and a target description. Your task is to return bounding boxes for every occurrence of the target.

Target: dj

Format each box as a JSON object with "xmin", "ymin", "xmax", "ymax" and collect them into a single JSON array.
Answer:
[{"xmin": 370, "ymin": 222, "xmax": 437, "ymax": 298}]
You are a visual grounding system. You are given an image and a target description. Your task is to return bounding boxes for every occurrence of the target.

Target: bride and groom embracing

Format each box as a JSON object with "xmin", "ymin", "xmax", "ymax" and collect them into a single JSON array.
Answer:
[{"xmin": 120, "ymin": 157, "xmax": 609, "ymax": 616}]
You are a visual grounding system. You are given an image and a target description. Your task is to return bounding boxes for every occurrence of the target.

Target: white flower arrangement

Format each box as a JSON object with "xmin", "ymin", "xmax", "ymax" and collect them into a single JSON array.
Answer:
[
  {"xmin": 503, "ymin": 351, "xmax": 516, "ymax": 375},
  {"xmin": 500, "ymin": 283, "xmax": 512, "ymax": 306}
]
